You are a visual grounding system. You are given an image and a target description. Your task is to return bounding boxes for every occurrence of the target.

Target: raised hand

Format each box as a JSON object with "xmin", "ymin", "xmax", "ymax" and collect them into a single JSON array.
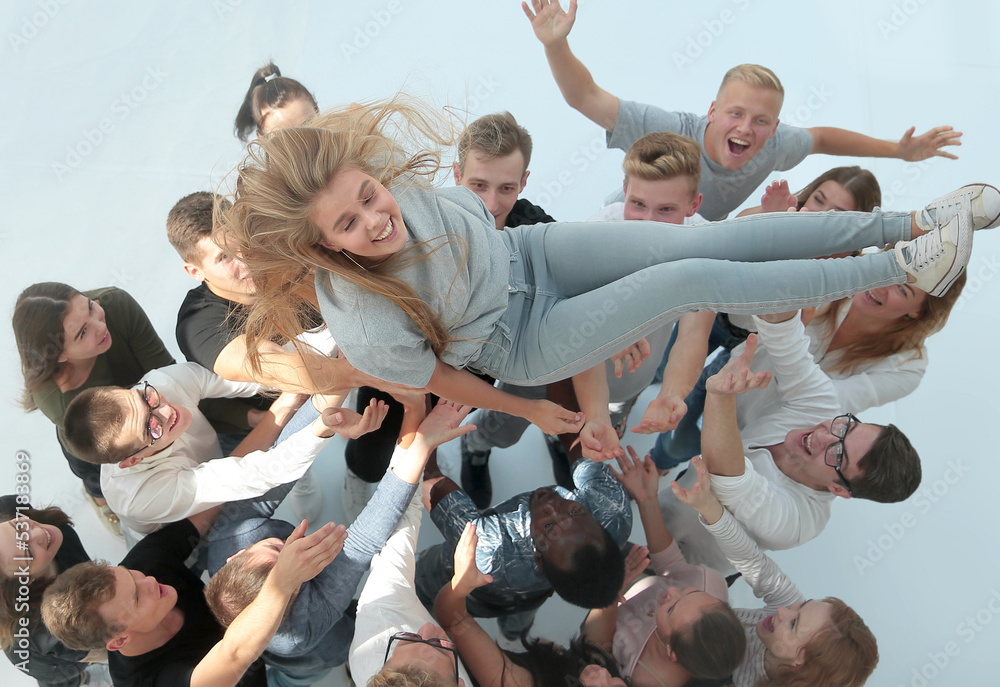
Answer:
[
  {"xmin": 630, "ymin": 394, "xmax": 687, "ymax": 434},
  {"xmin": 618, "ymin": 543, "xmax": 650, "ymax": 601},
  {"xmin": 610, "ymin": 338, "xmax": 651, "ymax": 378},
  {"xmin": 415, "ymin": 399, "xmax": 476, "ymax": 449},
  {"xmin": 611, "ymin": 446, "xmax": 660, "ymax": 504},
  {"xmin": 522, "ymin": 0, "xmax": 578, "ymax": 46},
  {"xmin": 580, "ymin": 420, "xmax": 625, "ymax": 461},
  {"xmin": 704, "ymin": 334, "xmax": 772, "ymax": 396},
  {"xmin": 270, "ymin": 520, "xmax": 348, "ymax": 593},
  {"xmin": 312, "ymin": 398, "xmax": 389, "ymax": 439},
  {"xmin": 451, "ymin": 522, "xmax": 494, "ymax": 595},
  {"xmin": 897, "ymin": 125, "xmax": 962, "ymax": 161},
  {"xmin": 760, "ymin": 180, "xmax": 797, "ymax": 213},
  {"xmin": 528, "ymin": 399, "xmax": 584, "ymax": 435},
  {"xmin": 669, "ymin": 455, "xmax": 722, "ymax": 520}
]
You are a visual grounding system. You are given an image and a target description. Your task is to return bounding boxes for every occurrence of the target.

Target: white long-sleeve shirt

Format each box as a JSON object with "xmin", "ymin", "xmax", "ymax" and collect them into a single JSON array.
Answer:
[
  {"xmin": 659, "ymin": 315, "xmax": 839, "ymax": 572},
  {"xmin": 101, "ymin": 363, "xmax": 329, "ymax": 534}
]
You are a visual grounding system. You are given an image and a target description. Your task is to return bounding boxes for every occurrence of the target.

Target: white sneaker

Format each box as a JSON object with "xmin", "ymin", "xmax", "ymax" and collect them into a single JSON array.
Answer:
[
  {"xmin": 894, "ymin": 210, "xmax": 970, "ymax": 297},
  {"xmin": 289, "ymin": 468, "xmax": 324, "ymax": 524},
  {"xmin": 917, "ymin": 183, "xmax": 1000, "ymax": 232},
  {"xmin": 341, "ymin": 468, "xmax": 375, "ymax": 524}
]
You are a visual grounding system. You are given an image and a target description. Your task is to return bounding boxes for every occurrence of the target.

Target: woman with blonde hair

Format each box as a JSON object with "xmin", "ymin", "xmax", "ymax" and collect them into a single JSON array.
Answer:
[{"xmin": 220, "ymin": 97, "xmax": 992, "ymax": 437}]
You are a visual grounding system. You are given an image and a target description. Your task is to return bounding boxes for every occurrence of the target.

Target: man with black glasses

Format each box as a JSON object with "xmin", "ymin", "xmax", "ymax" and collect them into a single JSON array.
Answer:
[{"xmin": 657, "ymin": 311, "xmax": 922, "ymax": 574}]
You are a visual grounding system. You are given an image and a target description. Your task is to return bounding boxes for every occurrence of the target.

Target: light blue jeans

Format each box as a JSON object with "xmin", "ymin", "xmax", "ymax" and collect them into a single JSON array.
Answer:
[{"xmin": 468, "ymin": 209, "xmax": 910, "ymax": 385}]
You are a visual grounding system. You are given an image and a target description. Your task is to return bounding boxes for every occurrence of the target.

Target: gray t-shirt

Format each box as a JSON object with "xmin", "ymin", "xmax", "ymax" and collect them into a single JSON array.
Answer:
[
  {"xmin": 607, "ymin": 99, "xmax": 814, "ymax": 220},
  {"xmin": 316, "ymin": 185, "xmax": 511, "ymax": 387}
]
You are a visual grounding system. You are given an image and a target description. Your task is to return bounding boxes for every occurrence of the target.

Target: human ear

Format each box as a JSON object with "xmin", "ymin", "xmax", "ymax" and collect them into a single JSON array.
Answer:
[
  {"xmin": 453, "ymin": 162, "xmax": 462, "ymax": 186},
  {"xmin": 707, "ymin": 100, "xmax": 717, "ymax": 122},
  {"xmin": 319, "ymin": 240, "xmax": 340, "ymax": 251},
  {"xmin": 106, "ymin": 633, "xmax": 129, "ymax": 652},
  {"xmin": 829, "ymin": 482, "xmax": 852, "ymax": 500},
  {"xmin": 118, "ymin": 454, "xmax": 143, "ymax": 469},
  {"xmin": 182, "ymin": 263, "xmax": 205, "ymax": 282},
  {"xmin": 687, "ymin": 193, "xmax": 703, "ymax": 217},
  {"xmin": 519, "ymin": 170, "xmax": 529, "ymax": 193}
]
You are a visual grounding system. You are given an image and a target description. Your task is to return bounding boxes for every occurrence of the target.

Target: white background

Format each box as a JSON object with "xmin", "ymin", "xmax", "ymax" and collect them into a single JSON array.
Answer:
[{"xmin": 2, "ymin": 1, "xmax": 998, "ymax": 686}]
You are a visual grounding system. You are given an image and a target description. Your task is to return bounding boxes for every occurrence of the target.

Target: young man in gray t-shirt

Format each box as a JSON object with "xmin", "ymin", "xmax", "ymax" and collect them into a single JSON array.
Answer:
[{"xmin": 524, "ymin": 0, "xmax": 962, "ymax": 220}]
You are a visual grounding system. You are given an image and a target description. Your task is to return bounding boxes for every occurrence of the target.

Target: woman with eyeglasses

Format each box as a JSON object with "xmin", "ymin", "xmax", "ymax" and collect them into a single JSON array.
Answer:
[
  {"xmin": 0, "ymin": 495, "xmax": 108, "ymax": 687},
  {"xmin": 12, "ymin": 283, "xmax": 175, "ymax": 536},
  {"xmin": 673, "ymin": 457, "xmax": 878, "ymax": 687}
]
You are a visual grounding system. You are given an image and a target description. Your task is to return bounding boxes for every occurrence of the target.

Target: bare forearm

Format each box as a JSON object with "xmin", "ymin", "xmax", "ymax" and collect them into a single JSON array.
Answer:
[
  {"xmin": 427, "ymin": 362, "xmax": 532, "ymax": 420},
  {"xmin": 659, "ymin": 312, "xmax": 713, "ymax": 400},
  {"xmin": 581, "ymin": 605, "xmax": 617, "ymax": 652},
  {"xmin": 701, "ymin": 392, "xmax": 746, "ymax": 477},
  {"xmin": 809, "ymin": 126, "xmax": 897, "ymax": 158},
  {"xmin": 571, "ymin": 363, "xmax": 612, "ymax": 424},
  {"xmin": 543, "ymin": 41, "xmax": 619, "ymax": 131},
  {"xmin": 636, "ymin": 498, "xmax": 674, "ymax": 555}
]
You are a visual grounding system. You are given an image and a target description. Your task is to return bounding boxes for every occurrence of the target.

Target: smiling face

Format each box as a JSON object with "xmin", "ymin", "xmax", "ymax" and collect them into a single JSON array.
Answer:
[
  {"xmin": 757, "ymin": 599, "xmax": 835, "ymax": 666},
  {"xmin": 454, "ymin": 150, "xmax": 528, "ymax": 230},
  {"xmin": 529, "ymin": 488, "xmax": 604, "ymax": 570},
  {"xmin": 98, "ymin": 566, "xmax": 178, "ymax": 648},
  {"xmin": 187, "ymin": 236, "xmax": 255, "ymax": 304},
  {"xmin": 579, "ymin": 664, "xmax": 627, "ymax": 687},
  {"xmin": 382, "ymin": 622, "xmax": 459, "ymax": 682},
  {"xmin": 309, "ymin": 168, "xmax": 408, "ymax": 263},
  {"xmin": 59, "ymin": 294, "xmax": 112, "ymax": 363},
  {"xmin": 623, "ymin": 176, "xmax": 702, "ymax": 224},
  {"xmin": 852, "ymin": 283, "xmax": 927, "ymax": 323},
  {"xmin": 0, "ymin": 517, "xmax": 64, "ymax": 578},
  {"xmin": 705, "ymin": 80, "xmax": 782, "ymax": 170},
  {"xmin": 782, "ymin": 419, "xmax": 881, "ymax": 496},
  {"xmin": 116, "ymin": 386, "xmax": 193, "ymax": 466},
  {"xmin": 655, "ymin": 586, "xmax": 722, "ymax": 643},
  {"xmin": 800, "ymin": 180, "xmax": 857, "ymax": 213}
]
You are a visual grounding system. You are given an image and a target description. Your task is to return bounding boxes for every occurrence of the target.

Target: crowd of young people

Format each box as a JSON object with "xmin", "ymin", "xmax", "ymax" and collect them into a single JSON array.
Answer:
[{"xmin": 5, "ymin": 3, "xmax": 998, "ymax": 687}]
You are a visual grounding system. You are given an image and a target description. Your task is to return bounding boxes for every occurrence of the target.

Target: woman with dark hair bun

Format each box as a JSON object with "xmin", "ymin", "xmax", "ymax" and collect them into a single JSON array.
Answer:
[
  {"xmin": 0, "ymin": 496, "xmax": 105, "ymax": 687},
  {"xmin": 12, "ymin": 283, "xmax": 175, "ymax": 536},
  {"xmin": 234, "ymin": 61, "xmax": 319, "ymax": 142}
]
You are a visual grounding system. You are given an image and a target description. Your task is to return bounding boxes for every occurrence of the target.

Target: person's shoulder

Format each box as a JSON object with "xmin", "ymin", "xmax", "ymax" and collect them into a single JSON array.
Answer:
[
  {"xmin": 86, "ymin": 286, "xmax": 139, "ymax": 311},
  {"xmin": 121, "ymin": 519, "xmax": 199, "ymax": 570},
  {"xmin": 506, "ymin": 198, "xmax": 555, "ymax": 227}
]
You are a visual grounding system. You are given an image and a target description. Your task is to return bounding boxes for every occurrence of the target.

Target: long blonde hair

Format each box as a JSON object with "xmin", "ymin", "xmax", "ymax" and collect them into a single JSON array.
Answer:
[
  {"xmin": 813, "ymin": 269, "xmax": 966, "ymax": 374},
  {"xmin": 219, "ymin": 98, "xmax": 460, "ymax": 380}
]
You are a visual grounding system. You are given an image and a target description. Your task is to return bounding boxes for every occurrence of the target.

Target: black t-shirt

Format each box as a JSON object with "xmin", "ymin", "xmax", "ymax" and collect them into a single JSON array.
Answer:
[
  {"xmin": 505, "ymin": 198, "xmax": 555, "ymax": 228},
  {"xmin": 176, "ymin": 284, "xmax": 247, "ymax": 372},
  {"xmin": 109, "ymin": 520, "xmax": 266, "ymax": 687}
]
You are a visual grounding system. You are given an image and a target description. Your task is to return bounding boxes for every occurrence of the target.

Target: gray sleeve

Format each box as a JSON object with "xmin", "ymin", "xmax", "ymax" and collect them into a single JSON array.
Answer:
[
  {"xmin": 607, "ymin": 100, "xmax": 696, "ymax": 152},
  {"xmin": 772, "ymin": 123, "xmax": 814, "ymax": 170}
]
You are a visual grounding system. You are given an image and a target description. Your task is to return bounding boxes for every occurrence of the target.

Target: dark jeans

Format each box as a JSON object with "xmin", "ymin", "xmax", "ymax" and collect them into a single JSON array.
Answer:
[{"xmin": 59, "ymin": 432, "xmax": 103, "ymax": 498}]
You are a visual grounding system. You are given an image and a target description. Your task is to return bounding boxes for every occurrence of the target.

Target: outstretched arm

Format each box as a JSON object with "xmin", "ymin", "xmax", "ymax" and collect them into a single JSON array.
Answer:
[
  {"xmin": 435, "ymin": 524, "xmax": 533, "ymax": 687},
  {"xmin": 191, "ymin": 521, "xmax": 348, "ymax": 687},
  {"xmin": 522, "ymin": 0, "xmax": 620, "ymax": 131},
  {"xmin": 572, "ymin": 362, "xmax": 624, "ymax": 461},
  {"xmin": 809, "ymin": 125, "xmax": 962, "ymax": 161},
  {"xmin": 426, "ymin": 359, "xmax": 583, "ymax": 436},
  {"xmin": 632, "ymin": 312, "xmax": 714, "ymax": 435},
  {"xmin": 701, "ymin": 335, "xmax": 771, "ymax": 477}
]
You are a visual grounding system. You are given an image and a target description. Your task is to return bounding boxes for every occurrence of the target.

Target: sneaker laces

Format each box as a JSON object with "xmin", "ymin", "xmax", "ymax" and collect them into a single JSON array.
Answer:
[
  {"xmin": 909, "ymin": 228, "xmax": 945, "ymax": 269},
  {"xmin": 921, "ymin": 189, "xmax": 972, "ymax": 229}
]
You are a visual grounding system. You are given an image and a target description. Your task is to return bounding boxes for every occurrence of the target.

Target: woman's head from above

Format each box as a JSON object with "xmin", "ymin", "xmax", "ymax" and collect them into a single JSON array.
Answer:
[
  {"xmin": 507, "ymin": 636, "xmax": 626, "ymax": 687},
  {"xmin": 13, "ymin": 282, "xmax": 111, "ymax": 405},
  {"xmin": 234, "ymin": 62, "xmax": 319, "ymax": 143},
  {"xmin": 375, "ymin": 622, "xmax": 463, "ymax": 687},
  {"xmin": 0, "ymin": 502, "xmax": 72, "ymax": 646},
  {"xmin": 796, "ymin": 167, "xmax": 881, "ymax": 213},
  {"xmin": 655, "ymin": 587, "xmax": 746, "ymax": 681},
  {"xmin": 757, "ymin": 597, "xmax": 878, "ymax": 687}
]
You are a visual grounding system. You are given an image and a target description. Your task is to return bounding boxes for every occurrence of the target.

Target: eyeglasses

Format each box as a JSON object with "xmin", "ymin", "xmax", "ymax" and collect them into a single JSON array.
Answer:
[
  {"xmin": 383, "ymin": 631, "xmax": 458, "ymax": 677},
  {"xmin": 125, "ymin": 382, "xmax": 163, "ymax": 459},
  {"xmin": 824, "ymin": 414, "xmax": 857, "ymax": 496}
]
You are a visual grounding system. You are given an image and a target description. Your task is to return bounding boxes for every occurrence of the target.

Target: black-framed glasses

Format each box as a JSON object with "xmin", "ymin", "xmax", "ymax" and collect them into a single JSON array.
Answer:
[
  {"xmin": 824, "ymin": 414, "xmax": 857, "ymax": 495},
  {"xmin": 382, "ymin": 631, "xmax": 459, "ymax": 677},
  {"xmin": 125, "ymin": 382, "xmax": 163, "ymax": 459}
]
